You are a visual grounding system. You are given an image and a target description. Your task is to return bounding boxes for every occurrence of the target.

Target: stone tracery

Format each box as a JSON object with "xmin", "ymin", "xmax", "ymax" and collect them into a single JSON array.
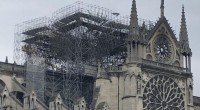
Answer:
[
  {"xmin": 143, "ymin": 75, "xmax": 185, "ymax": 110},
  {"xmin": 153, "ymin": 34, "xmax": 173, "ymax": 63}
]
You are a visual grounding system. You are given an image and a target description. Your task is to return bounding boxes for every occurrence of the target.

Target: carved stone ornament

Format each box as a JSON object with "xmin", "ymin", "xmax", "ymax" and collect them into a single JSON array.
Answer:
[
  {"xmin": 141, "ymin": 72, "xmax": 154, "ymax": 91},
  {"xmin": 146, "ymin": 44, "xmax": 151, "ymax": 53},
  {"xmin": 143, "ymin": 75, "xmax": 185, "ymax": 110},
  {"xmin": 142, "ymin": 72, "xmax": 154, "ymax": 83},
  {"xmin": 187, "ymin": 78, "xmax": 193, "ymax": 88},
  {"xmin": 176, "ymin": 78, "xmax": 186, "ymax": 95}
]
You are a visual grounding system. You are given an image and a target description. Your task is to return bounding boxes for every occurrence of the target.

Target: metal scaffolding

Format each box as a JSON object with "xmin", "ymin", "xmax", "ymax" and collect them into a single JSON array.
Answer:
[
  {"xmin": 14, "ymin": 1, "xmax": 154, "ymax": 109},
  {"xmin": 26, "ymin": 57, "xmax": 45, "ymax": 102}
]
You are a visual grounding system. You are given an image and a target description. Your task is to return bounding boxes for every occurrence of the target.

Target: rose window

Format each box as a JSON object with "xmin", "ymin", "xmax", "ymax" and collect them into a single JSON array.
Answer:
[
  {"xmin": 153, "ymin": 34, "xmax": 173, "ymax": 63},
  {"xmin": 143, "ymin": 75, "xmax": 185, "ymax": 110}
]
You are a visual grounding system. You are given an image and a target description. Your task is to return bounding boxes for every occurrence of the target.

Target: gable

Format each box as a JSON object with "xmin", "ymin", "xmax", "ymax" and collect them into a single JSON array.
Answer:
[
  {"xmin": 147, "ymin": 17, "xmax": 179, "ymax": 47},
  {"xmin": 144, "ymin": 17, "xmax": 182, "ymax": 65}
]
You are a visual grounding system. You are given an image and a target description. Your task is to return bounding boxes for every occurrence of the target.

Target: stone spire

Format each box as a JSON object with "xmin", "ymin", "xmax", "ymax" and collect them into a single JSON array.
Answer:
[
  {"xmin": 160, "ymin": 0, "xmax": 165, "ymax": 18},
  {"xmin": 5, "ymin": 56, "xmax": 8, "ymax": 63},
  {"xmin": 127, "ymin": 0, "xmax": 143, "ymax": 62},
  {"xmin": 129, "ymin": 0, "xmax": 139, "ymax": 41},
  {"xmin": 179, "ymin": 5, "xmax": 191, "ymax": 55}
]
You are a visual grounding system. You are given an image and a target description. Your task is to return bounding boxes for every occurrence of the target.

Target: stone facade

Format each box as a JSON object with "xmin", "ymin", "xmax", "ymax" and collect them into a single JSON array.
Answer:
[
  {"xmin": 93, "ymin": 0, "xmax": 199, "ymax": 110},
  {"xmin": 0, "ymin": 60, "xmax": 199, "ymax": 110},
  {"xmin": 0, "ymin": 62, "xmax": 71, "ymax": 110}
]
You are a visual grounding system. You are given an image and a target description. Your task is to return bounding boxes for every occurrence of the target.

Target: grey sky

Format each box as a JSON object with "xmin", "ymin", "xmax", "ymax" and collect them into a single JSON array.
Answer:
[{"xmin": 0, "ymin": 0, "xmax": 199, "ymax": 96}]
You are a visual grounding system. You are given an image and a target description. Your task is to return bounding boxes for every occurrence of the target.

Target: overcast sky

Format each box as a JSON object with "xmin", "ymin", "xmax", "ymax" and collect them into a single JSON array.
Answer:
[{"xmin": 0, "ymin": 0, "xmax": 199, "ymax": 96}]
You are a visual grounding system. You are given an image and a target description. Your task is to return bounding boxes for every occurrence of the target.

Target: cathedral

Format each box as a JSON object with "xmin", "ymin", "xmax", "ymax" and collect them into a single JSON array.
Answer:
[{"xmin": 0, "ymin": 0, "xmax": 200, "ymax": 110}]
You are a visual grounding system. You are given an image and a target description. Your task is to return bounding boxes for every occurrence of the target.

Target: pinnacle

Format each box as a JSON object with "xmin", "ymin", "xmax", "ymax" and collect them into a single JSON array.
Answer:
[
  {"xmin": 129, "ymin": 0, "xmax": 139, "ymax": 41},
  {"xmin": 160, "ymin": 0, "xmax": 165, "ymax": 18},
  {"xmin": 180, "ymin": 5, "xmax": 188, "ymax": 42},
  {"xmin": 179, "ymin": 5, "xmax": 191, "ymax": 55},
  {"xmin": 5, "ymin": 56, "xmax": 8, "ymax": 63}
]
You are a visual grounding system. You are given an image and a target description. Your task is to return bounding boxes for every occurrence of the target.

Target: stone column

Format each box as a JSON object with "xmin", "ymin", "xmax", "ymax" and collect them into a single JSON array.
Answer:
[
  {"xmin": 188, "ymin": 56, "xmax": 191, "ymax": 72},
  {"xmin": 185, "ymin": 56, "xmax": 188, "ymax": 70}
]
